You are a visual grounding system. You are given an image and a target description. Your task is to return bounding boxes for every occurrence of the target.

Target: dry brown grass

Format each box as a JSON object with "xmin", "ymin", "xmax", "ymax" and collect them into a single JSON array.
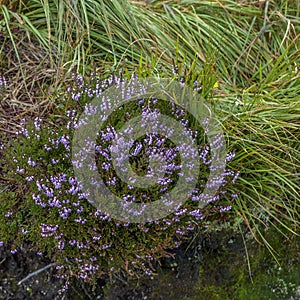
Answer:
[{"xmin": 0, "ymin": 29, "xmax": 70, "ymax": 134}]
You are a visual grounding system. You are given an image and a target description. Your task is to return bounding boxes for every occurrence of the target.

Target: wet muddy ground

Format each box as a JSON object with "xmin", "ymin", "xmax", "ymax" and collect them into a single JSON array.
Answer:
[{"xmin": 1, "ymin": 228, "xmax": 299, "ymax": 299}]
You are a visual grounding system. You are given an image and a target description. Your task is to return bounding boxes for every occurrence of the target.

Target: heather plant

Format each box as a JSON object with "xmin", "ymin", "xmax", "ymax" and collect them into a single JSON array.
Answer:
[
  {"xmin": 0, "ymin": 76, "xmax": 6, "ymax": 93},
  {"xmin": 0, "ymin": 71, "xmax": 239, "ymax": 288}
]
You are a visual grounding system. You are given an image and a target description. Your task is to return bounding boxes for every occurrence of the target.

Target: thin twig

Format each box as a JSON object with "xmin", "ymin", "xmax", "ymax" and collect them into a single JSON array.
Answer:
[
  {"xmin": 0, "ymin": 127, "xmax": 16, "ymax": 134},
  {"xmin": 18, "ymin": 262, "xmax": 58, "ymax": 285},
  {"xmin": 0, "ymin": 177, "xmax": 15, "ymax": 181}
]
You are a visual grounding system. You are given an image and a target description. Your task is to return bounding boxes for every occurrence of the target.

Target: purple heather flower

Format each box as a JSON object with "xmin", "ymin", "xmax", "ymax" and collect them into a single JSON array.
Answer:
[
  {"xmin": 40, "ymin": 223, "xmax": 59, "ymax": 237},
  {"xmin": 179, "ymin": 118, "xmax": 189, "ymax": 127},
  {"xmin": 55, "ymin": 233, "xmax": 63, "ymax": 240},
  {"xmin": 67, "ymin": 185, "xmax": 81, "ymax": 195},
  {"xmin": 0, "ymin": 76, "xmax": 7, "ymax": 89},
  {"xmin": 138, "ymin": 99, "xmax": 145, "ymax": 105},
  {"xmin": 17, "ymin": 127, "xmax": 30, "ymax": 139},
  {"xmin": 193, "ymin": 80, "xmax": 202, "ymax": 91},
  {"xmin": 74, "ymin": 217, "xmax": 87, "ymax": 224},
  {"xmin": 76, "ymin": 206, "xmax": 84, "ymax": 213},
  {"xmin": 69, "ymin": 240, "xmax": 76, "ymax": 246},
  {"xmin": 157, "ymin": 177, "xmax": 173, "ymax": 186},
  {"xmin": 76, "ymin": 241, "xmax": 85, "ymax": 249},
  {"xmin": 44, "ymin": 144, "xmax": 52, "ymax": 151},
  {"xmin": 68, "ymin": 176, "xmax": 77, "ymax": 185},
  {"xmin": 78, "ymin": 191, "xmax": 89, "ymax": 199},
  {"xmin": 172, "ymin": 216, "xmax": 180, "ymax": 223},
  {"xmin": 86, "ymin": 88, "xmax": 95, "ymax": 98},
  {"xmin": 191, "ymin": 195, "xmax": 201, "ymax": 201},
  {"xmin": 163, "ymin": 218, "xmax": 172, "ymax": 226},
  {"xmin": 92, "ymin": 235, "xmax": 101, "ymax": 241},
  {"xmin": 5, "ymin": 211, "xmax": 12, "ymax": 217},
  {"xmin": 106, "ymin": 177, "xmax": 116, "ymax": 186},
  {"xmin": 34, "ymin": 117, "xmax": 42, "ymax": 130},
  {"xmin": 101, "ymin": 243, "xmax": 112, "ymax": 250},
  {"xmin": 185, "ymin": 176, "xmax": 195, "ymax": 183},
  {"xmin": 176, "ymin": 226, "xmax": 185, "ymax": 235},
  {"xmin": 32, "ymin": 193, "xmax": 46, "ymax": 207},
  {"xmin": 219, "ymin": 205, "xmax": 232, "ymax": 213},
  {"xmin": 75, "ymin": 74, "xmax": 83, "ymax": 86},
  {"xmin": 72, "ymin": 200, "xmax": 80, "ymax": 207},
  {"xmin": 27, "ymin": 157, "xmax": 36, "ymax": 166},
  {"xmin": 59, "ymin": 207, "xmax": 72, "ymax": 219},
  {"xmin": 100, "ymin": 127, "xmax": 116, "ymax": 141},
  {"xmin": 40, "ymin": 183, "xmax": 54, "ymax": 197},
  {"xmin": 72, "ymin": 92, "xmax": 81, "ymax": 101},
  {"xmin": 172, "ymin": 66, "xmax": 179, "ymax": 75},
  {"xmin": 21, "ymin": 227, "xmax": 28, "ymax": 235},
  {"xmin": 186, "ymin": 224, "xmax": 195, "ymax": 231},
  {"xmin": 232, "ymin": 171, "xmax": 240, "ymax": 184},
  {"xmin": 123, "ymin": 125, "xmax": 134, "ymax": 135},
  {"xmin": 16, "ymin": 166, "xmax": 25, "ymax": 174},
  {"xmin": 90, "ymin": 256, "xmax": 97, "ymax": 262},
  {"xmin": 67, "ymin": 109, "xmax": 76, "ymax": 118},
  {"xmin": 189, "ymin": 209, "xmax": 204, "ymax": 220},
  {"xmin": 84, "ymin": 103, "xmax": 98, "ymax": 115},
  {"xmin": 58, "ymin": 240, "xmax": 65, "ymax": 250},
  {"xmin": 56, "ymin": 265, "xmax": 64, "ymax": 270},
  {"xmin": 78, "ymin": 263, "xmax": 99, "ymax": 279},
  {"xmin": 58, "ymin": 135, "xmax": 70, "ymax": 151},
  {"xmin": 101, "ymin": 162, "xmax": 111, "ymax": 171},
  {"xmin": 144, "ymin": 269, "xmax": 152, "ymax": 276},
  {"xmin": 48, "ymin": 197, "xmax": 61, "ymax": 208},
  {"xmin": 226, "ymin": 151, "xmax": 235, "ymax": 161},
  {"xmin": 210, "ymin": 133, "xmax": 224, "ymax": 150},
  {"xmin": 174, "ymin": 208, "xmax": 187, "ymax": 216},
  {"xmin": 51, "ymin": 158, "xmax": 59, "ymax": 164},
  {"xmin": 25, "ymin": 175, "xmax": 34, "ymax": 182}
]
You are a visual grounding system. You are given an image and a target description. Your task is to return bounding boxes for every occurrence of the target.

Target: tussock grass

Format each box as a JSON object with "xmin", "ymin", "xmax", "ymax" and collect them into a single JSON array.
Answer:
[{"xmin": 1, "ymin": 1, "xmax": 298, "ymax": 80}]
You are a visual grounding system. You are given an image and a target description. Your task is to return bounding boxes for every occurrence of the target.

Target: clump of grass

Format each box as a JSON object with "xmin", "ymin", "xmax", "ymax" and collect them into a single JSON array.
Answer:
[
  {"xmin": 215, "ymin": 38, "xmax": 300, "ymax": 251},
  {"xmin": 2, "ymin": 0, "xmax": 298, "ymax": 83}
]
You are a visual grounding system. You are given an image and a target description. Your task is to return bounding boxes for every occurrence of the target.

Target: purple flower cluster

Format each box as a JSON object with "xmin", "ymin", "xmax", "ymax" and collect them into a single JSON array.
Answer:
[
  {"xmin": 78, "ymin": 263, "xmax": 99, "ymax": 280},
  {"xmin": 40, "ymin": 223, "xmax": 59, "ymax": 237},
  {"xmin": 66, "ymin": 74, "xmax": 123, "ymax": 101},
  {"xmin": 0, "ymin": 76, "xmax": 7, "ymax": 92},
  {"xmin": 6, "ymin": 72, "xmax": 241, "ymax": 284}
]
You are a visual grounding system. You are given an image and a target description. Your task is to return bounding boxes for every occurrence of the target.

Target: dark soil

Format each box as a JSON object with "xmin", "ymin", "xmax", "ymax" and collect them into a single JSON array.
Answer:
[
  {"xmin": 0, "ymin": 244, "xmax": 63, "ymax": 299},
  {"xmin": 1, "ymin": 220, "xmax": 299, "ymax": 299},
  {"xmin": 0, "ymin": 243, "xmax": 106, "ymax": 300}
]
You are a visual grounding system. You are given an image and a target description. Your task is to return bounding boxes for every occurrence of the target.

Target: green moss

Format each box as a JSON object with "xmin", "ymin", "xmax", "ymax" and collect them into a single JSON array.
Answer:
[{"xmin": 191, "ymin": 227, "xmax": 300, "ymax": 300}]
